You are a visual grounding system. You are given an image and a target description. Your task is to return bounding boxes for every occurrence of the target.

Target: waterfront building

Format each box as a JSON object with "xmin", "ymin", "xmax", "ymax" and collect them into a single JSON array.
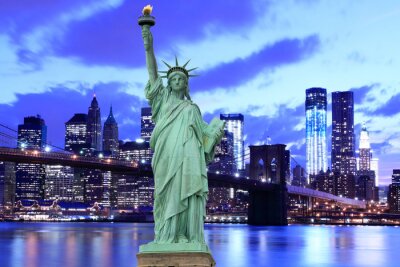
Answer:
[
  {"xmin": 101, "ymin": 171, "xmax": 117, "ymax": 208},
  {"xmin": 117, "ymin": 140, "xmax": 153, "ymax": 208},
  {"xmin": 15, "ymin": 163, "xmax": 46, "ymax": 200},
  {"xmin": 356, "ymin": 170, "xmax": 378, "ymax": 201},
  {"xmin": 87, "ymin": 95, "xmax": 102, "ymax": 151},
  {"xmin": 292, "ymin": 165, "xmax": 307, "ymax": 187},
  {"xmin": 220, "ymin": 114, "xmax": 244, "ymax": 171},
  {"xmin": 388, "ymin": 169, "xmax": 400, "ymax": 213},
  {"xmin": 305, "ymin": 88, "xmax": 328, "ymax": 180},
  {"xmin": 313, "ymin": 169, "xmax": 336, "ymax": 195},
  {"xmin": 208, "ymin": 130, "xmax": 235, "ymax": 212},
  {"xmin": 65, "ymin": 113, "xmax": 88, "ymax": 154},
  {"xmin": 82, "ymin": 169, "xmax": 104, "ymax": 205},
  {"xmin": 0, "ymin": 161, "xmax": 16, "ymax": 208},
  {"xmin": 141, "ymin": 107, "xmax": 155, "ymax": 142},
  {"xmin": 16, "ymin": 116, "xmax": 47, "ymax": 200},
  {"xmin": 209, "ymin": 130, "xmax": 236, "ymax": 175},
  {"xmin": 336, "ymin": 173, "xmax": 356, "ymax": 199},
  {"xmin": 44, "ymin": 165, "xmax": 74, "ymax": 201},
  {"xmin": 103, "ymin": 106, "xmax": 119, "ymax": 156}
]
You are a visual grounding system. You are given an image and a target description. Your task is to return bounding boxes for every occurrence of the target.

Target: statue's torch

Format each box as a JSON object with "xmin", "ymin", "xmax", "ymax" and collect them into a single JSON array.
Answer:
[{"xmin": 138, "ymin": 5, "xmax": 155, "ymax": 27}]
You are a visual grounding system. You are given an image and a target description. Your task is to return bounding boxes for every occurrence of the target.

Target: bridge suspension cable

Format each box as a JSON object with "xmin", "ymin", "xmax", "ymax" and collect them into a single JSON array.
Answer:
[{"xmin": 0, "ymin": 122, "xmax": 68, "ymax": 153}]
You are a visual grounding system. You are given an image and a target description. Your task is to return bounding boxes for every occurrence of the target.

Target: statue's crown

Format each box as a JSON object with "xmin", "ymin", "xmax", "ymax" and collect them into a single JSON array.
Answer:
[{"xmin": 159, "ymin": 56, "xmax": 198, "ymax": 79}]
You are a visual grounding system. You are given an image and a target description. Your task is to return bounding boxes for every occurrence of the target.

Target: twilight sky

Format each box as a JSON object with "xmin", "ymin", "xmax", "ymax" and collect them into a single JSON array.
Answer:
[{"xmin": 1, "ymin": 0, "xmax": 400, "ymax": 185}]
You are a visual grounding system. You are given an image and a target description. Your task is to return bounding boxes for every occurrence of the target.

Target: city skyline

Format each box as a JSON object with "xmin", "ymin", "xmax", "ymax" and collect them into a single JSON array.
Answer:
[{"xmin": 1, "ymin": 1, "xmax": 400, "ymax": 184}]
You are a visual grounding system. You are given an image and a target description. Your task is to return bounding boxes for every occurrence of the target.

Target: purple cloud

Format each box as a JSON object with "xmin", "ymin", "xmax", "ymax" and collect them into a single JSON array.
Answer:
[
  {"xmin": 373, "ymin": 93, "xmax": 400, "ymax": 116},
  {"xmin": 190, "ymin": 35, "xmax": 320, "ymax": 92},
  {"xmin": 52, "ymin": 1, "xmax": 263, "ymax": 67},
  {"xmin": 0, "ymin": 1, "xmax": 98, "ymax": 37},
  {"xmin": 349, "ymin": 84, "xmax": 376, "ymax": 105}
]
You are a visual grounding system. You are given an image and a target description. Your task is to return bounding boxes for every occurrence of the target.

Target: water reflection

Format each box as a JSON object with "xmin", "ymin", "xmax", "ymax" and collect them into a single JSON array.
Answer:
[{"xmin": 0, "ymin": 223, "xmax": 399, "ymax": 267}]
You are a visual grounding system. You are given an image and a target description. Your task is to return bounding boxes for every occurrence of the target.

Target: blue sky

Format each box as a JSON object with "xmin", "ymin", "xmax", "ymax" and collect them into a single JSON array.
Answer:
[{"xmin": 1, "ymin": 0, "xmax": 400, "ymax": 185}]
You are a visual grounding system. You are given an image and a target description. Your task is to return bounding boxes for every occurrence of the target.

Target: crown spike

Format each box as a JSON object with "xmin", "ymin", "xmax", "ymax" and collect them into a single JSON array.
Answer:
[
  {"xmin": 189, "ymin": 74, "xmax": 199, "ymax": 77},
  {"xmin": 187, "ymin": 67, "xmax": 198, "ymax": 72},
  {"xmin": 183, "ymin": 59, "xmax": 191, "ymax": 68},
  {"xmin": 160, "ymin": 57, "xmax": 198, "ymax": 79},
  {"xmin": 162, "ymin": 60, "xmax": 172, "ymax": 69},
  {"xmin": 158, "ymin": 71, "xmax": 168, "ymax": 73}
]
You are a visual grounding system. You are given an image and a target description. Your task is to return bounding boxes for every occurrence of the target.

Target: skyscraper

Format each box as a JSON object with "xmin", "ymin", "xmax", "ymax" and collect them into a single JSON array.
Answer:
[
  {"xmin": 209, "ymin": 130, "xmax": 236, "ymax": 175},
  {"xmin": 292, "ymin": 165, "xmax": 307, "ymax": 187},
  {"xmin": 117, "ymin": 141, "xmax": 154, "ymax": 207},
  {"xmin": 17, "ymin": 115, "xmax": 47, "ymax": 150},
  {"xmin": 0, "ymin": 161, "xmax": 16, "ymax": 208},
  {"xmin": 358, "ymin": 123, "xmax": 372, "ymax": 171},
  {"xmin": 16, "ymin": 115, "xmax": 47, "ymax": 200},
  {"xmin": 65, "ymin": 113, "xmax": 88, "ymax": 154},
  {"xmin": 103, "ymin": 106, "xmax": 119, "ymax": 156},
  {"xmin": 44, "ymin": 165, "xmax": 74, "ymax": 201},
  {"xmin": 141, "ymin": 107, "xmax": 155, "ymax": 142},
  {"xmin": 305, "ymin": 88, "xmax": 328, "ymax": 178},
  {"xmin": 388, "ymin": 169, "xmax": 400, "ymax": 213},
  {"xmin": 331, "ymin": 91, "xmax": 356, "ymax": 175},
  {"xmin": 355, "ymin": 123, "xmax": 378, "ymax": 201},
  {"xmin": 220, "ymin": 114, "xmax": 244, "ymax": 171},
  {"xmin": 371, "ymin": 158, "xmax": 379, "ymax": 186},
  {"xmin": 87, "ymin": 95, "xmax": 102, "ymax": 151}
]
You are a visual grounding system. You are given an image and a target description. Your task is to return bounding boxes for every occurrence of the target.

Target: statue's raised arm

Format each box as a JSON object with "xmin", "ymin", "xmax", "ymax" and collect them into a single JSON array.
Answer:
[{"xmin": 141, "ymin": 25, "xmax": 158, "ymax": 84}]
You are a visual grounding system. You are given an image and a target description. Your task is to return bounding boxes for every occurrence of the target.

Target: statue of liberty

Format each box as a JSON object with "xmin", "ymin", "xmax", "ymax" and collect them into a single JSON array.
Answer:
[{"xmin": 138, "ymin": 6, "xmax": 225, "ymax": 252}]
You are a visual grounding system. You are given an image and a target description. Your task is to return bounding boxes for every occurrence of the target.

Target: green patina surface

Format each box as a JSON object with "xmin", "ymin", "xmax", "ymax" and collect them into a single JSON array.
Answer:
[{"xmin": 139, "ymin": 21, "xmax": 224, "ymax": 254}]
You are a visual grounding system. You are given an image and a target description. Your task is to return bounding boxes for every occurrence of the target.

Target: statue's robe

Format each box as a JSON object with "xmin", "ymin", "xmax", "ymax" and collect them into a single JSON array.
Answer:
[{"xmin": 145, "ymin": 77, "xmax": 217, "ymax": 243}]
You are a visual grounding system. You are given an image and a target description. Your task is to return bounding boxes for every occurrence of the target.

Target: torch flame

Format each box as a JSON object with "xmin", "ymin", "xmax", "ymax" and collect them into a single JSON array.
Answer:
[{"xmin": 142, "ymin": 5, "xmax": 153, "ymax": 15}]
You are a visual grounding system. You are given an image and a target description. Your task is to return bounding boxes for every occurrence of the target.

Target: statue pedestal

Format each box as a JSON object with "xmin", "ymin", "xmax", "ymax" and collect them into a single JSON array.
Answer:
[
  {"xmin": 137, "ymin": 243, "xmax": 216, "ymax": 267},
  {"xmin": 137, "ymin": 252, "xmax": 216, "ymax": 267}
]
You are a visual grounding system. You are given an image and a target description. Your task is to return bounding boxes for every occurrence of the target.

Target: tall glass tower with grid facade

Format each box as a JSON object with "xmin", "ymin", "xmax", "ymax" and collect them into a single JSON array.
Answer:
[
  {"xmin": 220, "ymin": 114, "xmax": 244, "ymax": 171},
  {"xmin": 305, "ymin": 88, "xmax": 328, "ymax": 180}
]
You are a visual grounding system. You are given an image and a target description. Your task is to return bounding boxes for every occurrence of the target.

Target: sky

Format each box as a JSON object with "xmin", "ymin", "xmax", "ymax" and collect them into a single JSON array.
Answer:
[{"xmin": 1, "ymin": 0, "xmax": 400, "ymax": 185}]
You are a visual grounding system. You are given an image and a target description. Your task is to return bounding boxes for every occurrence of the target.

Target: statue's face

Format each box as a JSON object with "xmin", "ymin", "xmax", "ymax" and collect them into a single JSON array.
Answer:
[{"xmin": 169, "ymin": 72, "xmax": 187, "ymax": 92}]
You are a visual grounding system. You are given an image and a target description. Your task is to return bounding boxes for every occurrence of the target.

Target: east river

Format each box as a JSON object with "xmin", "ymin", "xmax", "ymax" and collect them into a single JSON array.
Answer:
[{"xmin": 0, "ymin": 222, "xmax": 399, "ymax": 267}]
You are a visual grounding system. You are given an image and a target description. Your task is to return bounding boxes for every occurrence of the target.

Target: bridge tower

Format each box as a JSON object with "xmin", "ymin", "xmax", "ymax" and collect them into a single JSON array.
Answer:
[{"xmin": 247, "ymin": 144, "xmax": 288, "ymax": 225}]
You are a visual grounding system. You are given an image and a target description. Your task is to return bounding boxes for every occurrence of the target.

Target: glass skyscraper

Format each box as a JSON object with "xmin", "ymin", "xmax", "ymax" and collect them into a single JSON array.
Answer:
[
  {"xmin": 65, "ymin": 113, "xmax": 88, "ymax": 154},
  {"xmin": 358, "ymin": 123, "xmax": 372, "ymax": 171},
  {"xmin": 331, "ymin": 91, "xmax": 356, "ymax": 175},
  {"xmin": 220, "ymin": 114, "xmax": 244, "ymax": 171},
  {"xmin": 103, "ymin": 106, "xmax": 119, "ymax": 156},
  {"xmin": 140, "ymin": 107, "xmax": 155, "ymax": 142},
  {"xmin": 16, "ymin": 115, "xmax": 47, "ymax": 200},
  {"xmin": 389, "ymin": 169, "xmax": 400, "ymax": 212},
  {"xmin": 305, "ymin": 88, "xmax": 328, "ymax": 179},
  {"xmin": 87, "ymin": 95, "xmax": 102, "ymax": 152}
]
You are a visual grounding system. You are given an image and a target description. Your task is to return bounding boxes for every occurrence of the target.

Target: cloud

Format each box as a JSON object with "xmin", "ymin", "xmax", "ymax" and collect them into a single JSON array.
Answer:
[
  {"xmin": 373, "ymin": 93, "xmax": 400, "ymax": 116},
  {"xmin": 191, "ymin": 34, "xmax": 320, "ymax": 92},
  {"xmin": 349, "ymin": 84, "xmax": 377, "ymax": 104},
  {"xmin": 53, "ymin": 0, "xmax": 264, "ymax": 67}
]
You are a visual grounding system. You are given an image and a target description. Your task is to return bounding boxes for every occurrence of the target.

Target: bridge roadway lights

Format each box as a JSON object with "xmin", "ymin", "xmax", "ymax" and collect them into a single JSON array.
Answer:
[{"xmin": 247, "ymin": 184, "xmax": 288, "ymax": 226}]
